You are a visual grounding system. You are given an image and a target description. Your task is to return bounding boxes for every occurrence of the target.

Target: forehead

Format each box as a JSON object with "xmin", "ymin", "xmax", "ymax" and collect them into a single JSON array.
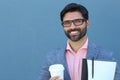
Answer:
[{"xmin": 63, "ymin": 11, "xmax": 83, "ymax": 21}]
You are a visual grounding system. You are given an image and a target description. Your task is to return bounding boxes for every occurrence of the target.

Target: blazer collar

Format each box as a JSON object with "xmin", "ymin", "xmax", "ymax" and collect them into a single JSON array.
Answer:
[
  {"xmin": 86, "ymin": 41, "xmax": 98, "ymax": 60},
  {"xmin": 60, "ymin": 41, "xmax": 99, "ymax": 80},
  {"xmin": 59, "ymin": 45, "xmax": 71, "ymax": 80},
  {"xmin": 61, "ymin": 40, "xmax": 99, "ymax": 62}
]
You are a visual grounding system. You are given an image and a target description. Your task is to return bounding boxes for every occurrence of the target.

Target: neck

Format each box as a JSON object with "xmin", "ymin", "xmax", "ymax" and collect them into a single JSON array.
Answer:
[{"xmin": 68, "ymin": 35, "xmax": 87, "ymax": 53}]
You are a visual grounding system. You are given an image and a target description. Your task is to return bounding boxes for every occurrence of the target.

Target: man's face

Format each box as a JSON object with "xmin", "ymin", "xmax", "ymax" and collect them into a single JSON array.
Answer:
[{"xmin": 62, "ymin": 11, "xmax": 89, "ymax": 41}]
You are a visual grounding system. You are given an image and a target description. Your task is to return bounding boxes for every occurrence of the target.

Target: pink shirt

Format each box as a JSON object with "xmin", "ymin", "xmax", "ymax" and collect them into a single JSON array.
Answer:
[{"xmin": 65, "ymin": 39, "xmax": 88, "ymax": 80}]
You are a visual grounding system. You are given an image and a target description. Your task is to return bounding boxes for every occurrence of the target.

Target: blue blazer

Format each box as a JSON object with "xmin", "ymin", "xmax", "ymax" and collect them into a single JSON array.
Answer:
[{"xmin": 39, "ymin": 41, "xmax": 120, "ymax": 80}]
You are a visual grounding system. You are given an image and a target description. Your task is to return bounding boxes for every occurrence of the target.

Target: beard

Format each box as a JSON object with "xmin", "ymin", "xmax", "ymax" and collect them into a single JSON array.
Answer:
[{"xmin": 64, "ymin": 26, "xmax": 87, "ymax": 42}]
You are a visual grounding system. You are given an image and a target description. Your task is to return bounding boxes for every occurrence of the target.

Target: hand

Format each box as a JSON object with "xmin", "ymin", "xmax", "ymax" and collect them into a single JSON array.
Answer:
[{"xmin": 49, "ymin": 76, "xmax": 62, "ymax": 80}]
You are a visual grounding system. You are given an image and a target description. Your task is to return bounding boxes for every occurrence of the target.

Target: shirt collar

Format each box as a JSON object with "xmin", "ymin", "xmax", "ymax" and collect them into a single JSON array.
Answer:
[{"xmin": 66, "ymin": 38, "xmax": 88, "ymax": 51}]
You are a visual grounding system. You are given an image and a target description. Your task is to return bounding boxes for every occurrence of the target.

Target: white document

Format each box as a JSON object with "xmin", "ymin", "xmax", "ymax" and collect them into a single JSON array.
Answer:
[{"xmin": 87, "ymin": 60, "xmax": 117, "ymax": 80}]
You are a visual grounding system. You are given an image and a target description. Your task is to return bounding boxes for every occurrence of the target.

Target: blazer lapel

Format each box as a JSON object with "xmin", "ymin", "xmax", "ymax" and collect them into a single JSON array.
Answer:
[
  {"xmin": 59, "ymin": 45, "xmax": 71, "ymax": 80},
  {"xmin": 86, "ymin": 41, "xmax": 98, "ymax": 60},
  {"xmin": 59, "ymin": 41, "xmax": 99, "ymax": 80}
]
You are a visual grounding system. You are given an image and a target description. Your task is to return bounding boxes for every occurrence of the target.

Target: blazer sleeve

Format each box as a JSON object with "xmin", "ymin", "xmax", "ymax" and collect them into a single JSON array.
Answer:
[
  {"xmin": 38, "ymin": 56, "xmax": 51, "ymax": 80},
  {"xmin": 114, "ymin": 62, "xmax": 120, "ymax": 80},
  {"xmin": 38, "ymin": 49, "xmax": 63, "ymax": 80}
]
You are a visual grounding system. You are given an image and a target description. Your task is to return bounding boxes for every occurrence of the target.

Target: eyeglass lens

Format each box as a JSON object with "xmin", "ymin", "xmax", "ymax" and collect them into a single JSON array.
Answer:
[{"xmin": 62, "ymin": 19, "xmax": 86, "ymax": 27}]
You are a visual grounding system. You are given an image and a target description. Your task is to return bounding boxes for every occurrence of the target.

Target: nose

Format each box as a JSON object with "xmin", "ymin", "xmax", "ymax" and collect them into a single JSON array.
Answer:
[{"xmin": 70, "ymin": 22, "xmax": 76, "ymax": 29}]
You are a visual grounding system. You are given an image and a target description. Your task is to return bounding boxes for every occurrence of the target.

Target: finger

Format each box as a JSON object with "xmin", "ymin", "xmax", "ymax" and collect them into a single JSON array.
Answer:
[{"xmin": 49, "ymin": 76, "xmax": 60, "ymax": 80}]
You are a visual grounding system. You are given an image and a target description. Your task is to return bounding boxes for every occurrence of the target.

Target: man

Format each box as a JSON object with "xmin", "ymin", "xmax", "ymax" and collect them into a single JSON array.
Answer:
[{"xmin": 39, "ymin": 3, "xmax": 120, "ymax": 80}]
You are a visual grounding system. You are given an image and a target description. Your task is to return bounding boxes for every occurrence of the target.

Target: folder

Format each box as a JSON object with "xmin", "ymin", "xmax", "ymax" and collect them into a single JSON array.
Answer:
[{"xmin": 81, "ymin": 59, "xmax": 117, "ymax": 80}]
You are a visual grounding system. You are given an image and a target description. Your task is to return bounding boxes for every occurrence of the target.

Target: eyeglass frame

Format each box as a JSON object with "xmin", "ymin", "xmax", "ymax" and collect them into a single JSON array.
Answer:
[{"xmin": 61, "ymin": 18, "xmax": 87, "ymax": 27}]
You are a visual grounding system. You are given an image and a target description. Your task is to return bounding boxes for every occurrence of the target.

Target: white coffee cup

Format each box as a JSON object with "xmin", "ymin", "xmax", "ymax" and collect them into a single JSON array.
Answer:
[{"xmin": 49, "ymin": 64, "xmax": 64, "ymax": 79}]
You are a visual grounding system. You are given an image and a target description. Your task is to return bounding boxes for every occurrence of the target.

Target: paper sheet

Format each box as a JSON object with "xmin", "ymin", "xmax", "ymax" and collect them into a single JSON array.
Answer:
[{"xmin": 87, "ymin": 60, "xmax": 116, "ymax": 80}]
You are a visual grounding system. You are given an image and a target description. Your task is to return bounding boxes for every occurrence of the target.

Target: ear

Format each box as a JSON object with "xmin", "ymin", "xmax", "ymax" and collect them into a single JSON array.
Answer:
[{"xmin": 86, "ymin": 20, "xmax": 90, "ymax": 28}]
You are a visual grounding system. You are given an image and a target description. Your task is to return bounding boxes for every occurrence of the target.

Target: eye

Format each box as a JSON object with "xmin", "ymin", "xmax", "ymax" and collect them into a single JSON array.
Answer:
[
  {"xmin": 74, "ymin": 19, "xmax": 83, "ymax": 23},
  {"xmin": 62, "ymin": 20, "xmax": 71, "ymax": 27},
  {"xmin": 63, "ymin": 21, "xmax": 71, "ymax": 24}
]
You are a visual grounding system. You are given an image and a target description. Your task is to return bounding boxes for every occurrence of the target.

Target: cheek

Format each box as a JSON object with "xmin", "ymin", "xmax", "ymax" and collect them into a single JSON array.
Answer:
[{"xmin": 63, "ymin": 28, "xmax": 69, "ymax": 32}]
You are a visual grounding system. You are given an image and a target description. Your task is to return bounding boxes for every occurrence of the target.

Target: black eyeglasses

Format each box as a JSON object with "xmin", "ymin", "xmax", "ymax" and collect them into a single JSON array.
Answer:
[{"xmin": 62, "ymin": 18, "xmax": 86, "ymax": 27}]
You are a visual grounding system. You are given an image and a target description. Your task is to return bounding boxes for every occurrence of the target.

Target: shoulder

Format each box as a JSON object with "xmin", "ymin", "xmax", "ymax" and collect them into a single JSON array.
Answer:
[
  {"xmin": 88, "ymin": 41, "xmax": 115, "ymax": 61},
  {"xmin": 46, "ymin": 45, "xmax": 66, "ymax": 57},
  {"xmin": 44, "ymin": 45, "xmax": 66, "ymax": 63}
]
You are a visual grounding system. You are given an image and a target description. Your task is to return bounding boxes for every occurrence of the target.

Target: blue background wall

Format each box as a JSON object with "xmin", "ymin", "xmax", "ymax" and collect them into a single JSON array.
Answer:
[{"xmin": 0, "ymin": 0, "xmax": 120, "ymax": 80}]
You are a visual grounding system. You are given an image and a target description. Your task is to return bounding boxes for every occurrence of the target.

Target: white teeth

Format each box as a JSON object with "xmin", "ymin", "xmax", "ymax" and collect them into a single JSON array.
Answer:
[
  {"xmin": 70, "ymin": 31, "xmax": 78, "ymax": 35},
  {"xmin": 71, "ymin": 31, "xmax": 78, "ymax": 34}
]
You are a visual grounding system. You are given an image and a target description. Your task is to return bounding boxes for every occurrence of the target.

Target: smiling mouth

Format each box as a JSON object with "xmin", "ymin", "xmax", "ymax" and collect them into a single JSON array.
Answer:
[{"xmin": 70, "ymin": 31, "xmax": 79, "ymax": 35}]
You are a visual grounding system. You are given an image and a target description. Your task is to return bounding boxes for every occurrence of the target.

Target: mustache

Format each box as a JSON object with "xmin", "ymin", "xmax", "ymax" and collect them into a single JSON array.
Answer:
[{"xmin": 67, "ymin": 28, "xmax": 81, "ymax": 33}]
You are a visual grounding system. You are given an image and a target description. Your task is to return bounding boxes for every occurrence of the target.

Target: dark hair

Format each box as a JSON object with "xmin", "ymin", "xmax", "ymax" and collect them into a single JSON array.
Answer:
[{"xmin": 60, "ymin": 3, "xmax": 89, "ymax": 21}]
